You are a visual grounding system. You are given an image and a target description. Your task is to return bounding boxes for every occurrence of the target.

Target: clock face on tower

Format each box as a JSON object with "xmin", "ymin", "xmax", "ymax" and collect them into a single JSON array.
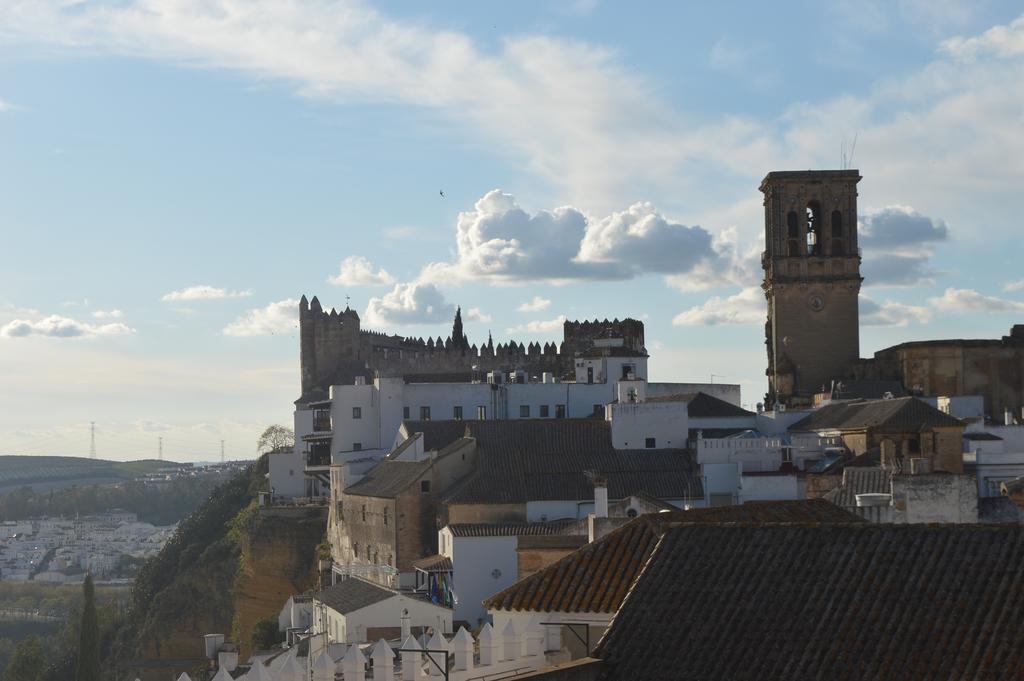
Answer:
[{"xmin": 808, "ymin": 293, "xmax": 826, "ymax": 312}]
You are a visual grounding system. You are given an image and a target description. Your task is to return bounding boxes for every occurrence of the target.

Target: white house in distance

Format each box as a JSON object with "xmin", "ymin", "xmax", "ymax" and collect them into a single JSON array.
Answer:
[{"xmin": 311, "ymin": 576, "xmax": 453, "ymax": 645}]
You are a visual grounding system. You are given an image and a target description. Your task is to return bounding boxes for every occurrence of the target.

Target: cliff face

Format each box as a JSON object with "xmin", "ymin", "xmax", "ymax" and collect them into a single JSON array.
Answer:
[
  {"xmin": 231, "ymin": 505, "xmax": 327, "ymax": 659},
  {"xmin": 112, "ymin": 463, "xmax": 326, "ymax": 680}
]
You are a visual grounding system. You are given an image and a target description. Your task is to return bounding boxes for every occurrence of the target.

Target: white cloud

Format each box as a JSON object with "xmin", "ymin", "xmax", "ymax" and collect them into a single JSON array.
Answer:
[
  {"xmin": 0, "ymin": 99, "xmax": 12, "ymax": 112},
  {"xmin": 92, "ymin": 309, "xmax": 124, "ymax": 319},
  {"xmin": 942, "ymin": 15, "xmax": 1024, "ymax": 59},
  {"xmin": 223, "ymin": 299, "xmax": 298, "ymax": 337},
  {"xmin": 505, "ymin": 315, "xmax": 567, "ymax": 335},
  {"xmin": 1004, "ymin": 280, "xmax": 1024, "ymax": 292},
  {"xmin": 672, "ymin": 287, "xmax": 765, "ymax": 326},
  {"xmin": 860, "ymin": 297, "xmax": 932, "ymax": 326},
  {"xmin": 421, "ymin": 190, "xmax": 719, "ymax": 285},
  {"xmin": 665, "ymin": 226, "xmax": 761, "ymax": 292},
  {"xmin": 927, "ymin": 288, "xmax": 1024, "ymax": 313},
  {"xmin": 364, "ymin": 283, "xmax": 454, "ymax": 326},
  {"xmin": 0, "ymin": 0, "xmax": 686, "ymax": 209},
  {"xmin": 0, "ymin": 315, "xmax": 134, "ymax": 339},
  {"xmin": 465, "ymin": 307, "xmax": 492, "ymax": 323},
  {"xmin": 327, "ymin": 256, "xmax": 395, "ymax": 286},
  {"xmin": 517, "ymin": 296, "xmax": 552, "ymax": 312},
  {"xmin": 162, "ymin": 285, "xmax": 253, "ymax": 302}
]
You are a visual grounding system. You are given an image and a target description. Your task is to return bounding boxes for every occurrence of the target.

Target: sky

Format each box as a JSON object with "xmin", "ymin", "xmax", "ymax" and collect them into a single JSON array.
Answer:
[{"xmin": 2, "ymin": 1, "xmax": 1024, "ymax": 462}]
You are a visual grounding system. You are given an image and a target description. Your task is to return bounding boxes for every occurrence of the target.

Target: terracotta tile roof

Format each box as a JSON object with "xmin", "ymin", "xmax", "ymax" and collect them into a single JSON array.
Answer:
[
  {"xmin": 484, "ymin": 500, "xmax": 862, "ymax": 614},
  {"xmin": 595, "ymin": 524, "xmax": 1024, "ymax": 681},
  {"xmin": 445, "ymin": 420, "xmax": 703, "ymax": 505},
  {"xmin": 344, "ymin": 458, "xmax": 431, "ymax": 498},
  {"xmin": 448, "ymin": 520, "xmax": 576, "ymax": 537},
  {"xmin": 790, "ymin": 396, "xmax": 963, "ymax": 432},
  {"xmin": 401, "ymin": 420, "xmax": 469, "ymax": 451}
]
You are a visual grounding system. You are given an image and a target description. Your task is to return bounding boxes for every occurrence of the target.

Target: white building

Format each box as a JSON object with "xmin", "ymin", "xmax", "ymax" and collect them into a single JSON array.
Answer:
[
  {"xmin": 277, "ymin": 341, "xmax": 742, "ymax": 502},
  {"xmin": 311, "ymin": 577, "xmax": 453, "ymax": 645}
]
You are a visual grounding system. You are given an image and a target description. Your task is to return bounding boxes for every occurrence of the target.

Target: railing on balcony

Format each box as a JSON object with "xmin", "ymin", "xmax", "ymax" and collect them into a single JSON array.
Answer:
[
  {"xmin": 307, "ymin": 449, "xmax": 332, "ymax": 467},
  {"xmin": 312, "ymin": 415, "xmax": 332, "ymax": 432}
]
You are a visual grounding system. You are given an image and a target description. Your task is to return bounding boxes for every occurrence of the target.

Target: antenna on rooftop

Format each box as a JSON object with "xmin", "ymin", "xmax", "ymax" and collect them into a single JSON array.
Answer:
[
  {"xmin": 89, "ymin": 422, "xmax": 96, "ymax": 459},
  {"xmin": 841, "ymin": 133, "xmax": 859, "ymax": 170}
]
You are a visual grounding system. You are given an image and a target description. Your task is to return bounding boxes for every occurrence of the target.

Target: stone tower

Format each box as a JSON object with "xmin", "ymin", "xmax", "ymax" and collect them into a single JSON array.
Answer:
[{"xmin": 761, "ymin": 170, "xmax": 863, "ymax": 408}]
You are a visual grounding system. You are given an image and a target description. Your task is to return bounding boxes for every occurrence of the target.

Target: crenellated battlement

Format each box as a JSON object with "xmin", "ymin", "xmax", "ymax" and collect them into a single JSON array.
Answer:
[{"xmin": 298, "ymin": 295, "xmax": 645, "ymax": 400}]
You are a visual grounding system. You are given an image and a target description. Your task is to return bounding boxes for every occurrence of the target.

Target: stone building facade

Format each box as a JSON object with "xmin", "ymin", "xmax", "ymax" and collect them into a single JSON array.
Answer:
[
  {"xmin": 852, "ymin": 326, "xmax": 1024, "ymax": 421},
  {"xmin": 329, "ymin": 438, "xmax": 476, "ymax": 588},
  {"xmin": 760, "ymin": 169, "xmax": 863, "ymax": 408},
  {"xmin": 298, "ymin": 296, "xmax": 645, "ymax": 402}
]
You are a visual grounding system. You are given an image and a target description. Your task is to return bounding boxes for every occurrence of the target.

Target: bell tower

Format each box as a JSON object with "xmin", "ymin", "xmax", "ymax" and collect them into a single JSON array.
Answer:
[{"xmin": 761, "ymin": 170, "xmax": 862, "ymax": 408}]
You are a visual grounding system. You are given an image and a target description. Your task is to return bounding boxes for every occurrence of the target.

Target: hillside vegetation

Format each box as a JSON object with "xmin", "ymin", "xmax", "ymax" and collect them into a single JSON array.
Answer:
[{"xmin": 0, "ymin": 456, "xmax": 174, "ymax": 496}]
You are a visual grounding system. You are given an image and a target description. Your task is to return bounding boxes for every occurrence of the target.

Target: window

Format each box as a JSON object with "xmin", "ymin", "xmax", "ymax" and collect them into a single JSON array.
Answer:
[
  {"xmin": 352, "ymin": 406, "xmax": 362, "ymax": 419},
  {"xmin": 587, "ymin": 366, "xmax": 594, "ymax": 384},
  {"xmin": 403, "ymin": 406, "xmax": 410, "ymax": 419},
  {"xmin": 420, "ymin": 406, "xmax": 431, "ymax": 421},
  {"xmin": 831, "ymin": 210, "xmax": 842, "ymax": 237},
  {"xmin": 593, "ymin": 404, "xmax": 603, "ymax": 417},
  {"xmin": 353, "ymin": 542, "xmax": 360, "ymax": 558},
  {"xmin": 353, "ymin": 442, "xmax": 362, "ymax": 452},
  {"xmin": 477, "ymin": 406, "xmax": 486, "ymax": 420},
  {"xmin": 556, "ymin": 404, "xmax": 566, "ymax": 419},
  {"xmin": 806, "ymin": 201, "xmax": 821, "ymax": 255},
  {"xmin": 361, "ymin": 504, "xmax": 366, "ymax": 522},
  {"xmin": 420, "ymin": 480, "xmax": 431, "ymax": 494},
  {"xmin": 520, "ymin": 405, "xmax": 530, "ymax": 418},
  {"xmin": 313, "ymin": 408, "xmax": 331, "ymax": 432},
  {"xmin": 786, "ymin": 210, "xmax": 801, "ymax": 256},
  {"xmin": 645, "ymin": 437, "xmax": 656, "ymax": 449},
  {"xmin": 540, "ymin": 405, "xmax": 550, "ymax": 418},
  {"xmin": 383, "ymin": 508, "xmax": 389, "ymax": 527},
  {"xmin": 782, "ymin": 447, "xmax": 793, "ymax": 464},
  {"xmin": 453, "ymin": 406, "xmax": 463, "ymax": 420}
]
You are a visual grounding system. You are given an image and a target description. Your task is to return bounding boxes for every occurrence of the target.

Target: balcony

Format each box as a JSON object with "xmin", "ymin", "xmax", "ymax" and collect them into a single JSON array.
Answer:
[{"xmin": 312, "ymin": 416, "xmax": 332, "ymax": 432}]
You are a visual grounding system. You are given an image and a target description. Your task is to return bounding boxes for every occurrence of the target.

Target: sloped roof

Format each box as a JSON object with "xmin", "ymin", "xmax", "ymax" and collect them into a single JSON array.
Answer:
[
  {"xmin": 344, "ymin": 458, "xmax": 431, "ymax": 498},
  {"xmin": 444, "ymin": 420, "xmax": 703, "ymax": 505},
  {"xmin": 790, "ymin": 396, "xmax": 963, "ymax": 432},
  {"xmin": 412, "ymin": 554, "xmax": 453, "ymax": 572},
  {"xmin": 314, "ymin": 577, "xmax": 396, "ymax": 615},
  {"xmin": 448, "ymin": 520, "xmax": 576, "ymax": 537},
  {"xmin": 594, "ymin": 524, "xmax": 1024, "ymax": 681},
  {"xmin": 484, "ymin": 500, "xmax": 863, "ymax": 614},
  {"xmin": 964, "ymin": 431, "xmax": 1003, "ymax": 441},
  {"xmin": 822, "ymin": 467, "xmax": 891, "ymax": 507},
  {"xmin": 645, "ymin": 392, "xmax": 754, "ymax": 418},
  {"xmin": 401, "ymin": 420, "xmax": 468, "ymax": 451}
]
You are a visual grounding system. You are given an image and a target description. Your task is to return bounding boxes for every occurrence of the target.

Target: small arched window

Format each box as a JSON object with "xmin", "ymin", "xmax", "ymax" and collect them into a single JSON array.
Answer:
[
  {"xmin": 806, "ymin": 201, "xmax": 821, "ymax": 255},
  {"xmin": 831, "ymin": 210, "xmax": 842, "ymax": 237},
  {"xmin": 787, "ymin": 211, "xmax": 799, "ymax": 238}
]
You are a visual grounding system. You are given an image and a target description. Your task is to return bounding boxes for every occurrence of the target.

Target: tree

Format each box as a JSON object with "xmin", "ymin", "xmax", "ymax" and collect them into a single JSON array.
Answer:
[
  {"xmin": 257, "ymin": 425, "xmax": 294, "ymax": 454},
  {"xmin": 4, "ymin": 635, "xmax": 44, "ymax": 681},
  {"xmin": 75, "ymin": 575, "xmax": 100, "ymax": 681},
  {"xmin": 250, "ymin": 617, "xmax": 284, "ymax": 651}
]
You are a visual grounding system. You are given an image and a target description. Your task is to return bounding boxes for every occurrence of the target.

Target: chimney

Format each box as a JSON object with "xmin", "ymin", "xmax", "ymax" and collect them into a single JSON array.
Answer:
[
  {"xmin": 593, "ymin": 476, "xmax": 609, "ymax": 519},
  {"xmin": 1005, "ymin": 408, "xmax": 1014, "ymax": 426},
  {"xmin": 401, "ymin": 609, "xmax": 412, "ymax": 643}
]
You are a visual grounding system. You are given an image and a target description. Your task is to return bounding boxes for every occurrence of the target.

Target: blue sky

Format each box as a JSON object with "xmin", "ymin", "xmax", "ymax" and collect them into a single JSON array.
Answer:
[{"xmin": 2, "ymin": 1, "xmax": 1024, "ymax": 461}]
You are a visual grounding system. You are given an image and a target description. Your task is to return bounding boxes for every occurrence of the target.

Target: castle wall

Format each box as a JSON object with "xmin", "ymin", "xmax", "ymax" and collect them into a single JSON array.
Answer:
[{"xmin": 298, "ymin": 297, "xmax": 647, "ymax": 402}]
